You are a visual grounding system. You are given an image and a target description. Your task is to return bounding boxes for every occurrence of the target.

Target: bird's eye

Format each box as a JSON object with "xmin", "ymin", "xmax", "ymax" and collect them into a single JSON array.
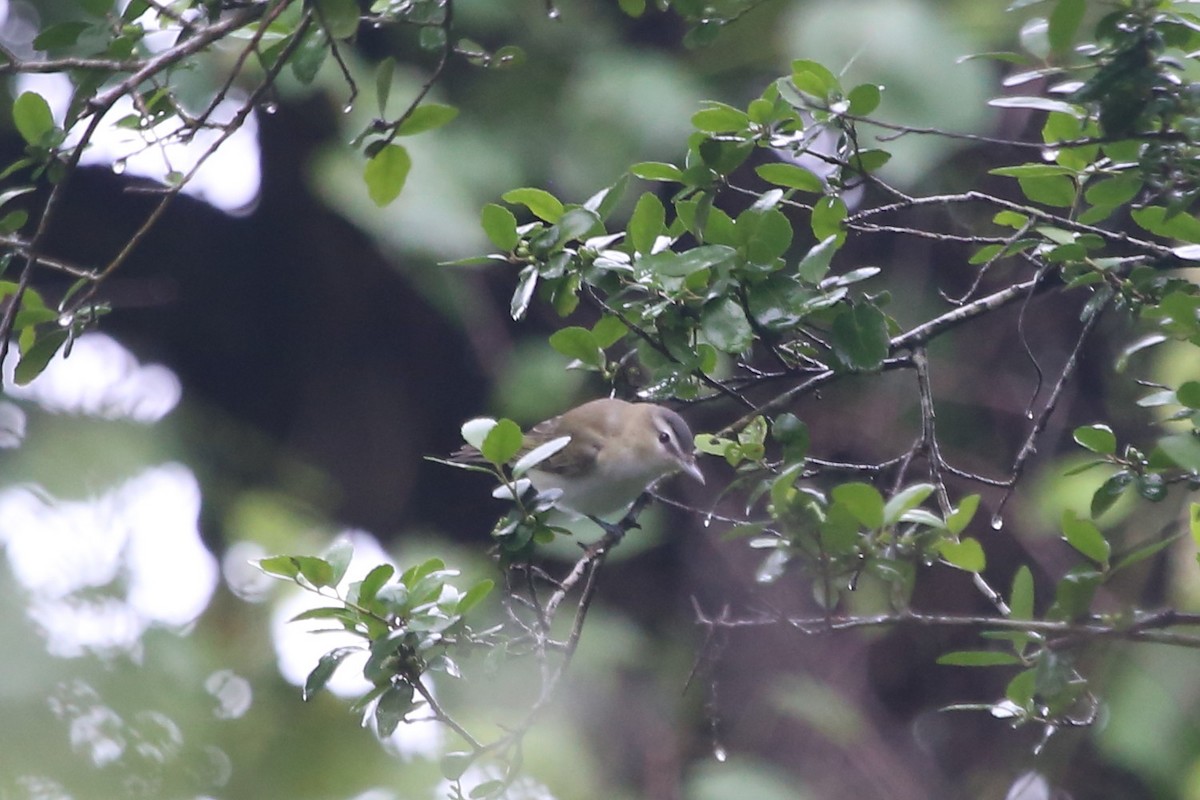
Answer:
[{"xmin": 658, "ymin": 431, "xmax": 671, "ymax": 444}]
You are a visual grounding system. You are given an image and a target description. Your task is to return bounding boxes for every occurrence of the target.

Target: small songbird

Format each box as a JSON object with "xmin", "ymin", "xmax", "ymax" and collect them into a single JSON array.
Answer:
[{"xmin": 456, "ymin": 398, "xmax": 705, "ymax": 518}]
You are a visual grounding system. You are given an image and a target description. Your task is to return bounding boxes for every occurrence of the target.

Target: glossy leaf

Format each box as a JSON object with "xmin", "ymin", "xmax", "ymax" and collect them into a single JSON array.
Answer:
[
  {"xmin": 797, "ymin": 234, "xmax": 839, "ymax": 283},
  {"xmin": 701, "ymin": 297, "xmax": 754, "ymax": 353},
  {"xmin": 1073, "ymin": 424, "xmax": 1116, "ymax": 455},
  {"xmin": 303, "ymin": 647, "xmax": 357, "ymax": 700}
]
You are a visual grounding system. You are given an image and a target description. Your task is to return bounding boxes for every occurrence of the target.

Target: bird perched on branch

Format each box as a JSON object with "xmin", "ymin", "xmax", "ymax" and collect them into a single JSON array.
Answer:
[{"xmin": 453, "ymin": 397, "xmax": 705, "ymax": 518}]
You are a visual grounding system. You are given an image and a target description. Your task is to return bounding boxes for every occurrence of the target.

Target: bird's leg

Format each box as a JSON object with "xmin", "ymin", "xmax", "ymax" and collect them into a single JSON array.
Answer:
[{"xmin": 583, "ymin": 491, "xmax": 652, "ymax": 545}]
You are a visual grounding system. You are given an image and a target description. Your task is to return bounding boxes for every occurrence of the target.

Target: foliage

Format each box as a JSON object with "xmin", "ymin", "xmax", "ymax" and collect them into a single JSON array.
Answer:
[
  {"xmin": 439, "ymin": 0, "xmax": 1200, "ymax": 766},
  {"xmin": 6, "ymin": 0, "xmax": 1200, "ymax": 797}
]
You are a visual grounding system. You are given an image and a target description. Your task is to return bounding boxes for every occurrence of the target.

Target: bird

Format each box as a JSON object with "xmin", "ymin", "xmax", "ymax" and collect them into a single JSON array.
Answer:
[{"xmin": 453, "ymin": 397, "xmax": 705, "ymax": 518}]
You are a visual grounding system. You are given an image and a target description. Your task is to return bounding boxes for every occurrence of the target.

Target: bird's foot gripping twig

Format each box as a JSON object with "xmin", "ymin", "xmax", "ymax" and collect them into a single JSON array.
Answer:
[{"xmin": 584, "ymin": 491, "xmax": 651, "ymax": 550}]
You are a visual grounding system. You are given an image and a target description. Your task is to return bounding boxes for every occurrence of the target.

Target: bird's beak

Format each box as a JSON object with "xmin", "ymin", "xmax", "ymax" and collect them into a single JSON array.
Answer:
[{"xmin": 681, "ymin": 457, "xmax": 705, "ymax": 485}]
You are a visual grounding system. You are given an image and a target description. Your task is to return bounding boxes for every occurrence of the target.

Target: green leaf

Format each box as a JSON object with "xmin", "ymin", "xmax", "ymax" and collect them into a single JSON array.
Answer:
[
  {"xmin": 1010, "ymin": 565, "xmax": 1034, "ymax": 620},
  {"xmin": 1083, "ymin": 174, "xmax": 1141, "ymax": 207},
  {"xmin": 628, "ymin": 192, "xmax": 665, "ymax": 254},
  {"xmin": 375, "ymin": 56, "xmax": 395, "ymax": 114},
  {"xmin": 791, "ymin": 59, "xmax": 839, "ymax": 99},
  {"xmin": 884, "ymin": 483, "xmax": 935, "ymax": 526},
  {"xmin": 548, "ymin": 326, "xmax": 604, "ymax": 368},
  {"xmin": 12, "ymin": 92, "xmax": 55, "ymax": 147},
  {"xmin": 1131, "ymin": 207, "xmax": 1200, "ymax": 244},
  {"xmin": 848, "ymin": 149, "xmax": 890, "ymax": 174},
  {"xmin": 831, "ymin": 482, "xmax": 884, "ymax": 529},
  {"xmin": 772, "ymin": 413, "xmax": 809, "ymax": 462},
  {"xmin": 945, "ymin": 494, "xmax": 980, "ymax": 534},
  {"xmin": 1159, "ymin": 434, "xmax": 1200, "ymax": 472},
  {"xmin": 480, "ymin": 418, "xmax": 523, "ymax": 465},
  {"xmin": 481, "ymin": 203, "xmax": 519, "ymax": 250},
  {"xmin": 502, "ymin": 188, "xmax": 563, "ymax": 223},
  {"xmin": 1073, "ymin": 424, "xmax": 1115, "ymax": 455},
  {"xmin": 691, "ymin": 103, "xmax": 749, "ymax": 133},
  {"xmin": 1049, "ymin": 566, "xmax": 1101, "ymax": 620},
  {"xmin": 1112, "ymin": 533, "xmax": 1184, "ymax": 574},
  {"xmin": 1017, "ymin": 175, "xmax": 1076, "ymax": 207},
  {"xmin": 701, "ymin": 297, "xmax": 754, "ymax": 353},
  {"xmin": 356, "ymin": 564, "xmax": 395, "ymax": 606},
  {"xmin": 396, "ymin": 103, "xmax": 458, "ymax": 136},
  {"xmin": 1090, "ymin": 470, "xmax": 1132, "ymax": 518},
  {"xmin": 33, "ymin": 21, "xmax": 91, "ymax": 51},
  {"xmin": 990, "ymin": 164, "xmax": 1079, "ymax": 178},
  {"xmin": 257, "ymin": 555, "xmax": 301, "ymax": 579},
  {"xmin": 294, "ymin": 556, "xmax": 336, "ymax": 587},
  {"xmin": 1177, "ymin": 381, "xmax": 1200, "ymax": 409},
  {"xmin": 618, "ymin": 0, "xmax": 645, "ymax": 16},
  {"xmin": 1061, "ymin": 510, "xmax": 1110, "ymax": 567},
  {"xmin": 1006, "ymin": 668, "xmax": 1037, "ymax": 710},
  {"xmin": 631, "ymin": 162, "xmax": 684, "ymax": 182},
  {"xmin": 988, "ymin": 96, "xmax": 1083, "ymax": 115},
  {"xmin": 456, "ymin": 579, "xmax": 495, "ymax": 614},
  {"xmin": 591, "ymin": 315, "xmax": 628, "ymax": 348},
  {"xmin": 938, "ymin": 537, "xmax": 986, "ymax": 572},
  {"xmin": 303, "ymin": 648, "xmax": 357, "ymax": 700},
  {"xmin": 830, "ymin": 302, "xmax": 889, "ymax": 372},
  {"xmin": 846, "ymin": 83, "xmax": 882, "ymax": 115},
  {"xmin": 811, "ymin": 196, "xmax": 847, "ymax": 243},
  {"xmin": 441, "ymin": 752, "xmax": 476, "ymax": 781},
  {"xmin": 1048, "ymin": 0, "xmax": 1085, "ymax": 52},
  {"xmin": 322, "ymin": 539, "xmax": 354, "ymax": 586},
  {"xmin": 756, "ymin": 162, "xmax": 823, "ymax": 193},
  {"xmin": 639, "ymin": 244, "xmax": 735, "ymax": 277},
  {"xmin": 290, "ymin": 28, "xmax": 328, "ymax": 84},
  {"xmin": 14, "ymin": 328, "xmax": 68, "ymax": 385},
  {"xmin": 363, "ymin": 144, "xmax": 411, "ymax": 207},
  {"xmin": 744, "ymin": 207, "xmax": 792, "ymax": 264},
  {"xmin": 315, "ymin": 0, "xmax": 359, "ymax": 38},
  {"xmin": 937, "ymin": 650, "xmax": 1022, "ymax": 667},
  {"xmin": 1191, "ymin": 503, "xmax": 1200, "ymax": 548},
  {"xmin": 375, "ymin": 683, "xmax": 415, "ymax": 737},
  {"xmin": 797, "ymin": 234, "xmax": 839, "ymax": 283}
]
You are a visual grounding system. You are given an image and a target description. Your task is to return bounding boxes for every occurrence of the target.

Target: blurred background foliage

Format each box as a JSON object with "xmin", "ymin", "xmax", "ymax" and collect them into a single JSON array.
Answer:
[{"xmin": 2, "ymin": 1, "xmax": 1200, "ymax": 799}]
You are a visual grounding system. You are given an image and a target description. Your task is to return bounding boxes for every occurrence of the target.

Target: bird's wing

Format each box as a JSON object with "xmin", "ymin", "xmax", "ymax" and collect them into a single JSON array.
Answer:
[{"xmin": 527, "ymin": 415, "xmax": 599, "ymax": 478}]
